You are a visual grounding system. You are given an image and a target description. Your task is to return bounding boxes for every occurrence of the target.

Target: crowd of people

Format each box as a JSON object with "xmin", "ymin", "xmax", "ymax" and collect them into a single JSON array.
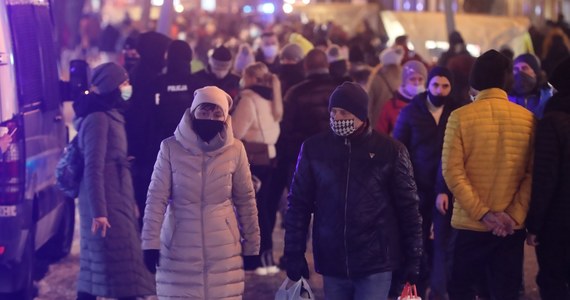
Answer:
[{"xmin": 55, "ymin": 11, "xmax": 570, "ymax": 300}]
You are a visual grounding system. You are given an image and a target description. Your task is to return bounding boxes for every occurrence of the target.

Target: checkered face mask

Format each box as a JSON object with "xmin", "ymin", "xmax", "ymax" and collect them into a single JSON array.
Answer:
[{"xmin": 330, "ymin": 119, "xmax": 356, "ymax": 137}]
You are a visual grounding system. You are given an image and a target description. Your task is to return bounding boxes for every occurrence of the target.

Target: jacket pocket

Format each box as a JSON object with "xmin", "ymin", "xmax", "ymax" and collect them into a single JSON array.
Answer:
[
  {"xmin": 225, "ymin": 218, "xmax": 238, "ymax": 245},
  {"xmin": 161, "ymin": 216, "xmax": 177, "ymax": 249}
]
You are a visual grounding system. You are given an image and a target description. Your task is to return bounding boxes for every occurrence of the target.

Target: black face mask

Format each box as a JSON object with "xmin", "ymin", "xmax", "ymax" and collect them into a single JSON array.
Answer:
[
  {"xmin": 192, "ymin": 119, "xmax": 224, "ymax": 143},
  {"xmin": 428, "ymin": 91, "xmax": 450, "ymax": 107}
]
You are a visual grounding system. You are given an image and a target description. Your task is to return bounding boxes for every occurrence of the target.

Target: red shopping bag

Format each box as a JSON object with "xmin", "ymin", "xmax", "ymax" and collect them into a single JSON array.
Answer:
[{"xmin": 397, "ymin": 282, "xmax": 422, "ymax": 300}]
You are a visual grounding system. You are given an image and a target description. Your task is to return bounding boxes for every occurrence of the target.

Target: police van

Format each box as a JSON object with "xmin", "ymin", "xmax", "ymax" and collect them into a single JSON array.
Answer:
[{"xmin": 0, "ymin": 0, "xmax": 75, "ymax": 298}]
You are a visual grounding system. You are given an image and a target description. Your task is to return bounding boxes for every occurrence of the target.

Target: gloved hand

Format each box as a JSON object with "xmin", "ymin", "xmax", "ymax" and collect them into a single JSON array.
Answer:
[
  {"xmin": 285, "ymin": 253, "xmax": 309, "ymax": 281},
  {"xmin": 143, "ymin": 249, "xmax": 160, "ymax": 274}
]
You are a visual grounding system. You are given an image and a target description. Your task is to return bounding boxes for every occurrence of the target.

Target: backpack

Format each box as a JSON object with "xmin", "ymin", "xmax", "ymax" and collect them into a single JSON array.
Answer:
[{"xmin": 55, "ymin": 136, "xmax": 84, "ymax": 198}]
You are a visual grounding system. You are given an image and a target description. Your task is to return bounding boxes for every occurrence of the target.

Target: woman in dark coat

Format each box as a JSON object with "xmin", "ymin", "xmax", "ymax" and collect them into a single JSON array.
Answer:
[{"xmin": 73, "ymin": 62, "xmax": 155, "ymax": 300}]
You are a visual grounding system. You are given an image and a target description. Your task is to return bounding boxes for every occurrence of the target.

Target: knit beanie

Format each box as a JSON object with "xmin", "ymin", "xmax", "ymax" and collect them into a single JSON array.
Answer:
[
  {"xmin": 280, "ymin": 43, "xmax": 304, "ymax": 62},
  {"xmin": 209, "ymin": 45, "xmax": 232, "ymax": 70},
  {"xmin": 470, "ymin": 49, "xmax": 512, "ymax": 91},
  {"xmin": 190, "ymin": 86, "xmax": 233, "ymax": 120},
  {"xmin": 379, "ymin": 46, "xmax": 404, "ymax": 66},
  {"xmin": 90, "ymin": 62, "xmax": 128, "ymax": 95},
  {"xmin": 402, "ymin": 60, "xmax": 428, "ymax": 83},
  {"xmin": 328, "ymin": 82, "xmax": 369, "ymax": 121},
  {"xmin": 427, "ymin": 66, "xmax": 454, "ymax": 88},
  {"xmin": 167, "ymin": 40, "xmax": 192, "ymax": 63},
  {"xmin": 326, "ymin": 44, "xmax": 345, "ymax": 63},
  {"xmin": 549, "ymin": 56, "xmax": 570, "ymax": 92},
  {"xmin": 234, "ymin": 44, "xmax": 255, "ymax": 75},
  {"xmin": 513, "ymin": 53, "xmax": 541, "ymax": 75}
]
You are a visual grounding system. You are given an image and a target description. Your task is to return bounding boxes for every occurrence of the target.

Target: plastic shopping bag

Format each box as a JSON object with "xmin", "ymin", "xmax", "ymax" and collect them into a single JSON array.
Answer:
[
  {"xmin": 397, "ymin": 282, "xmax": 422, "ymax": 300},
  {"xmin": 275, "ymin": 278, "xmax": 315, "ymax": 300}
]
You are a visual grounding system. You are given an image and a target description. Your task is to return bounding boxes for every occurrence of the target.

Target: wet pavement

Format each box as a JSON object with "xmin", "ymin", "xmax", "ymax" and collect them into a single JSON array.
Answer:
[{"xmin": 35, "ymin": 211, "xmax": 541, "ymax": 300}]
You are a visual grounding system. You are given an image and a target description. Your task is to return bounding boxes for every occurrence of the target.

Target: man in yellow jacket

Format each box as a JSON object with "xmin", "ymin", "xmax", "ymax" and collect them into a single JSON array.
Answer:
[{"xmin": 442, "ymin": 50, "xmax": 535, "ymax": 300}]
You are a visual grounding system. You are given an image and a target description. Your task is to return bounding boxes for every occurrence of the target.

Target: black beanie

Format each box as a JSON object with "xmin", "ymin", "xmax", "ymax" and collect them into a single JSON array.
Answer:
[
  {"xmin": 211, "ymin": 46, "xmax": 232, "ymax": 62},
  {"xmin": 328, "ymin": 82, "xmax": 369, "ymax": 121},
  {"xmin": 168, "ymin": 40, "xmax": 192, "ymax": 63},
  {"xmin": 427, "ymin": 66, "xmax": 454, "ymax": 88},
  {"xmin": 513, "ymin": 53, "xmax": 541, "ymax": 75},
  {"xmin": 469, "ymin": 49, "xmax": 512, "ymax": 91},
  {"xmin": 549, "ymin": 56, "xmax": 570, "ymax": 92}
]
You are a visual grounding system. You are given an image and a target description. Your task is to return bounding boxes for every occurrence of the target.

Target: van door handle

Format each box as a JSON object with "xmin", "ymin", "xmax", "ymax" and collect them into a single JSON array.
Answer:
[{"xmin": 54, "ymin": 115, "xmax": 63, "ymax": 122}]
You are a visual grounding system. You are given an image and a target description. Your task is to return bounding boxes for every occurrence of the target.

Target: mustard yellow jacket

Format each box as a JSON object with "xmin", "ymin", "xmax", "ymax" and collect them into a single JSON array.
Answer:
[{"xmin": 442, "ymin": 88, "xmax": 536, "ymax": 231}]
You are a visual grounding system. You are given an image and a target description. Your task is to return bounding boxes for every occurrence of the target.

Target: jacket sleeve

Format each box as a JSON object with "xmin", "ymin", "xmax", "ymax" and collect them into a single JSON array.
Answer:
[
  {"xmin": 526, "ymin": 118, "xmax": 557, "ymax": 234},
  {"xmin": 142, "ymin": 140, "xmax": 172, "ymax": 250},
  {"xmin": 81, "ymin": 113, "xmax": 109, "ymax": 218},
  {"xmin": 284, "ymin": 142, "xmax": 316, "ymax": 255},
  {"xmin": 376, "ymin": 104, "xmax": 391, "ymax": 134},
  {"xmin": 442, "ymin": 111, "xmax": 489, "ymax": 221},
  {"xmin": 389, "ymin": 144, "xmax": 423, "ymax": 267},
  {"xmin": 231, "ymin": 96, "xmax": 254, "ymax": 140},
  {"xmin": 435, "ymin": 162, "xmax": 452, "ymax": 196},
  {"xmin": 231, "ymin": 141, "xmax": 260, "ymax": 256},
  {"xmin": 505, "ymin": 118, "xmax": 535, "ymax": 225},
  {"xmin": 392, "ymin": 107, "xmax": 412, "ymax": 148},
  {"xmin": 281, "ymin": 88, "xmax": 300, "ymax": 159}
]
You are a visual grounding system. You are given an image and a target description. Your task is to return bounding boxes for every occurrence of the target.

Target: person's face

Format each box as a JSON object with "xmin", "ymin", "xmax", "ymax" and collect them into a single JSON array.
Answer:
[
  {"xmin": 406, "ymin": 73, "xmax": 425, "ymax": 87},
  {"xmin": 262, "ymin": 35, "xmax": 279, "ymax": 48},
  {"xmin": 194, "ymin": 105, "xmax": 225, "ymax": 121},
  {"xmin": 428, "ymin": 76, "xmax": 451, "ymax": 97},
  {"xmin": 210, "ymin": 65, "xmax": 230, "ymax": 79},
  {"xmin": 513, "ymin": 62, "xmax": 536, "ymax": 78},
  {"xmin": 330, "ymin": 107, "xmax": 363, "ymax": 128}
]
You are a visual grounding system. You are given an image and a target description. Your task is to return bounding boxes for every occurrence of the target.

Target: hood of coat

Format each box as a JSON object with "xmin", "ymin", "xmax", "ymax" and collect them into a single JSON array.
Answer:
[{"xmin": 174, "ymin": 108, "xmax": 235, "ymax": 154}]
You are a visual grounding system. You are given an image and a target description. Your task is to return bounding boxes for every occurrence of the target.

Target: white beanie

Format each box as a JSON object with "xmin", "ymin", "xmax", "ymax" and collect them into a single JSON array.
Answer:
[
  {"xmin": 190, "ymin": 86, "xmax": 233, "ymax": 120},
  {"xmin": 379, "ymin": 46, "xmax": 405, "ymax": 66}
]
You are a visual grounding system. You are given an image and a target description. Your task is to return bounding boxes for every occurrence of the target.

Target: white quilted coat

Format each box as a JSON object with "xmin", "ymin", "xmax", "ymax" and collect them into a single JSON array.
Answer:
[{"xmin": 142, "ymin": 109, "xmax": 260, "ymax": 299}]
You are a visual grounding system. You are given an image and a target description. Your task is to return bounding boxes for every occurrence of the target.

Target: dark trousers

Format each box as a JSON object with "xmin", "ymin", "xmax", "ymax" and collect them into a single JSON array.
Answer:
[
  {"xmin": 448, "ymin": 229, "xmax": 525, "ymax": 300},
  {"xmin": 431, "ymin": 201, "xmax": 455, "ymax": 299},
  {"xmin": 251, "ymin": 164, "xmax": 278, "ymax": 252},
  {"xmin": 536, "ymin": 239, "xmax": 570, "ymax": 299}
]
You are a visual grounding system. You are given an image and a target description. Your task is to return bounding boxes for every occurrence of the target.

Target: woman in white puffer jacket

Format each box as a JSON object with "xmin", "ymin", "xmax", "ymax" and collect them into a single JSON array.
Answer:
[
  {"xmin": 141, "ymin": 86, "xmax": 260, "ymax": 299},
  {"xmin": 231, "ymin": 62, "xmax": 283, "ymax": 275}
]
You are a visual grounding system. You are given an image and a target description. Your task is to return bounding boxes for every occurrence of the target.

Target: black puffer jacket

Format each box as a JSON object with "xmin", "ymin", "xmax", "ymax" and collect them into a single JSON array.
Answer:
[
  {"xmin": 281, "ymin": 73, "xmax": 338, "ymax": 161},
  {"xmin": 284, "ymin": 128, "xmax": 423, "ymax": 278},
  {"xmin": 526, "ymin": 91, "xmax": 570, "ymax": 242},
  {"xmin": 393, "ymin": 93, "xmax": 466, "ymax": 198}
]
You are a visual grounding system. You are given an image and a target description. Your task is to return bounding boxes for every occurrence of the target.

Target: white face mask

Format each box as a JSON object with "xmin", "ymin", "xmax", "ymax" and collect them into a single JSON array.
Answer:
[
  {"xmin": 120, "ymin": 84, "xmax": 133, "ymax": 101},
  {"xmin": 404, "ymin": 84, "xmax": 425, "ymax": 97},
  {"xmin": 262, "ymin": 45, "xmax": 279, "ymax": 59},
  {"xmin": 212, "ymin": 69, "xmax": 229, "ymax": 79}
]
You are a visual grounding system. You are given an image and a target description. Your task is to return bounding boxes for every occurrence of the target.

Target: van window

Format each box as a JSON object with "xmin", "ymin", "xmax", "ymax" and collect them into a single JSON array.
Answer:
[{"xmin": 7, "ymin": 4, "xmax": 60, "ymax": 111}]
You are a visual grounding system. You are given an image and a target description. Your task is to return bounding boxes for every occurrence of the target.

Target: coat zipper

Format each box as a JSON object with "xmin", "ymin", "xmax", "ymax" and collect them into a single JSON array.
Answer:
[
  {"xmin": 344, "ymin": 138, "xmax": 352, "ymax": 278},
  {"xmin": 200, "ymin": 155, "xmax": 208, "ymax": 299}
]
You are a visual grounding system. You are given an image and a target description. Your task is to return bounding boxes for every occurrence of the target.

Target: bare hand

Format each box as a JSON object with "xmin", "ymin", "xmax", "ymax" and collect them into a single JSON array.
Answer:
[
  {"xmin": 526, "ymin": 233, "xmax": 539, "ymax": 246},
  {"xmin": 92, "ymin": 217, "xmax": 111, "ymax": 237},
  {"xmin": 495, "ymin": 212, "xmax": 516, "ymax": 235},
  {"xmin": 272, "ymin": 74, "xmax": 281, "ymax": 88},
  {"xmin": 481, "ymin": 212, "xmax": 508, "ymax": 237},
  {"xmin": 435, "ymin": 193, "xmax": 449, "ymax": 215}
]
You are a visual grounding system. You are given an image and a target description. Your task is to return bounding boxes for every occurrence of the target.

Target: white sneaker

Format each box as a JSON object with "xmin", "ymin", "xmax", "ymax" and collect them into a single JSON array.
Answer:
[{"xmin": 254, "ymin": 267, "xmax": 269, "ymax": 276}]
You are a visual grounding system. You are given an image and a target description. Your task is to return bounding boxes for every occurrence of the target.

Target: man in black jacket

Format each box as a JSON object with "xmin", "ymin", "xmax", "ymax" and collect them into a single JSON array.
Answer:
[
  {"xmin": 393, "ymin": 67, "xmax": 465, "ymax": 299},
  {"xmin": 526, "ymin": 57, "xmax": 570, "ymax": 299},
  {"xmin": 284, "ymin": 82, "xmax": 423, "ymax": 299}
]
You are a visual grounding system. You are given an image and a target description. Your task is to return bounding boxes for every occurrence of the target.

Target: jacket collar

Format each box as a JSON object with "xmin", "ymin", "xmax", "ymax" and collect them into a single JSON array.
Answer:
[
  {"xmin": 475, "ymin": 88, "xmax": 509, "ymax": 102},
  {"xmin": 174, "ymin": 108, "xmax": 235, "ymax": 155}
]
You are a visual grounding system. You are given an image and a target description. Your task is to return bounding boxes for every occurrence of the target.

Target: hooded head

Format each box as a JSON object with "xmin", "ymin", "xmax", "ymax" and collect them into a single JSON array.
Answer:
[
  {"xmin": 136, "ymin": 31, "xmax": 171, "ymax": 71},
  {"xmin": 167, "ymin": 40, "xmax": 192, "ymax": 74},
  {"xmin": 233, "ymin": 44, "xmax": 255, "ymax": 76},
  {"xmin": 469, "ymin": 49, "xmax": 512, "ymax": 91},
  {"xmin": 90, "ymin": 62, "xmax": 128, "ymax": 95}
]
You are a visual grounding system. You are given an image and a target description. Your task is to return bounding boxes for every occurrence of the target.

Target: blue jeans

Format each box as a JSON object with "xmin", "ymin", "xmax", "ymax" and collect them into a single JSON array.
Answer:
[{"xmin": 323, "ymin": 271, "xmax": 392, "ymax": 300}]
